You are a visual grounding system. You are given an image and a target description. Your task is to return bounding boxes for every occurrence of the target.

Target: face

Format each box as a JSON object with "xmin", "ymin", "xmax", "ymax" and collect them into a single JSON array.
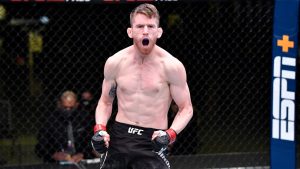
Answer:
[
  {"xmin": 82, "ymin": 91, "xmax": 93, "ymax": 101},
  {"xmin": 127, "ymin": 13, "xmax": 162, "ymax": 55},
  {"xmin": 61, "ymin": 97, "xmax": 77, "ymax": 111}
]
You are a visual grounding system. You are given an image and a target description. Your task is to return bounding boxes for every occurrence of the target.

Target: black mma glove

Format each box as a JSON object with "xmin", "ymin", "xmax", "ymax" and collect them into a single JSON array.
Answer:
[
  {"xmin": 91, "ymin": 124, "xmax": 108, "ymax": 155},
  {"xmin": 152, "ymin": 128, "xmax": 177, "ymax": 152}
]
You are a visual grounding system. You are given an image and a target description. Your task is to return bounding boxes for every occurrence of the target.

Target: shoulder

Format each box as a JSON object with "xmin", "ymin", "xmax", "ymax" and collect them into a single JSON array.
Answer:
[
  {"xmin": 166, "ymin": 58, "xmax": 186, "ymax": 85},
  {"xmin": 165, "ymin": 56, "xmax": 185, "ymax": 72},
  {"xmin": 156, "ymin": 45, "xmax": 183, "ymax": 68},
  {"xmin": 104, "ymin": 46, "xmax": 131, "ymax": 79},
  {"xmin": 156, "ymin": 46, "xmax": 186, "ymax": 84},
  {"xmin": 156, "ymin": 46, "xmax": 185, "ymax": 73},
  {"xmin": 105, "ymin": 47, "xmax": 128, "ymax": 68}
]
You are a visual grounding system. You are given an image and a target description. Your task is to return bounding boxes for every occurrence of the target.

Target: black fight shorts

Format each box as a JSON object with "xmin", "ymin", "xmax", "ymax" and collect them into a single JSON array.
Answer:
[{"xmin": 101, "ymin": 121, "xmax": 170, "ymax": 169}]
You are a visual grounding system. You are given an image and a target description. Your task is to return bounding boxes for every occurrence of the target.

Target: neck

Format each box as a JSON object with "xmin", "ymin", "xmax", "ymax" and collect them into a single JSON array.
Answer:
[
  {"xmin": 134, "ymin": 54, "xmax": 149, "ymax": 64},
  {"xmin": 132, "ymin": 45, "xmax": 155, "ymax": 64},
  {"xmin": 134, "ymin": 43, "xmax": 157, "ymax": 56}
]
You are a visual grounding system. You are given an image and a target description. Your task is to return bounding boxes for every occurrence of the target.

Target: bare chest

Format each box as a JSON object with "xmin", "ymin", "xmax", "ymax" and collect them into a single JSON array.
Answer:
[{"xmin": 116, "ymin": 63, "xmax": 167, "ymax": 95}]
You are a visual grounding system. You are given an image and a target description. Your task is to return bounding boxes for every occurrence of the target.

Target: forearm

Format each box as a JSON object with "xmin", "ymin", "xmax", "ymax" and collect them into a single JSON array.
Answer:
[
  {"xmin": 95, "ymin": 101, "xmax": 113, "ymax": 125},
  {"xmin": 170, "ymin": 105, "xmax": 193, "ymax": 134},
  {"xmin": 152, "ymin": 105, "xmax": 193, "ymax": 150}
]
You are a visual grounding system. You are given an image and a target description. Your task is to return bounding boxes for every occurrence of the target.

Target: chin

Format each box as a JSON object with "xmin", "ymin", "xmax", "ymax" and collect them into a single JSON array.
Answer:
[
  {"xmin": 137, "ymin": 45, "xmax": 151, "ymax": 55},
  {"xmin": 140, "ymin": 50, "xmax": 151, "ymax": 55}
]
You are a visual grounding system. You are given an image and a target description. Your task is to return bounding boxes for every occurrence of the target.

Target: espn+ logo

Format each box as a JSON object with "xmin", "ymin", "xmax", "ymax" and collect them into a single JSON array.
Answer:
[{"xmin": 272, "ymin": 56, "xmax": 296, "ymax": 141}]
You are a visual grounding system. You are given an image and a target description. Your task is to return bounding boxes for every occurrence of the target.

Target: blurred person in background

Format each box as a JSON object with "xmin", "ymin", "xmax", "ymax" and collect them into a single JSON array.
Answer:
[
  {"xmin": 78, "ymin": 90, "xmax": 97, "ymax": 121},
  {"xmin": 35, "ymin": 90, "xmax": 94, "ymax": 163},
  {"xmin": 78, "ymin": 90, "xmax": 99, "ymax": 157}
]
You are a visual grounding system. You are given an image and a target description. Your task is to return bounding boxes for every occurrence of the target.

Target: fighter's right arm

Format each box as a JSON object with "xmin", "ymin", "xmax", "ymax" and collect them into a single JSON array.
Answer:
[
  {"xmin": 95, "ymin": 56, "xmax": 118, "ymax": 126},
  {"xmin": 92, "ymin": 56, "xmax": 119, "ymax": 153}
]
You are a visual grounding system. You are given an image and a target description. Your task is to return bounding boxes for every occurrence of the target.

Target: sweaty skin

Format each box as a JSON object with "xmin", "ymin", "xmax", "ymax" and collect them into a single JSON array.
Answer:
[{"xmin": 95, "ymin": 13, "xmax": 193, "ymax": 146}]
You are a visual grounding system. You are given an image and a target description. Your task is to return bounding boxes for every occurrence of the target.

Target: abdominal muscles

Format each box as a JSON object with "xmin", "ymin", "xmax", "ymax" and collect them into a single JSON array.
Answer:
[{"xmin": 116, "ymin": 77, "xmax": 171, "ymax": 129}]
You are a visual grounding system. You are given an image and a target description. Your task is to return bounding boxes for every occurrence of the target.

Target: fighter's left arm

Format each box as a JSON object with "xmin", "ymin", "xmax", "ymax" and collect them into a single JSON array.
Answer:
[
  {"xmin": 168, "ymin": 61, "xmax": 193, "ymax": 135},
  {"xmin": 151, "ymin": 60, "xmax": 193, "ymax": 149}
]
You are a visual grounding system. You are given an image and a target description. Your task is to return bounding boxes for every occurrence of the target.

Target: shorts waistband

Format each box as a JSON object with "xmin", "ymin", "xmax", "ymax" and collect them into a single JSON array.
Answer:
[{"xmin": 112, "ymin": 121, "xmax": 160, "ymax": 137}]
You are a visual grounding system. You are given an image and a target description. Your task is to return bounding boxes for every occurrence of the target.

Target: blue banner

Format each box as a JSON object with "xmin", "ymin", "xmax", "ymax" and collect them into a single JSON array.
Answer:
[{"xmin": 271, "ymin": 0, "xmax": 299, "ymax": 169}]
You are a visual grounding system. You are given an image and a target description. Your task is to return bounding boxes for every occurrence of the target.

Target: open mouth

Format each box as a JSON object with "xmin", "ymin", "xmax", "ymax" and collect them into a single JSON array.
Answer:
[{"xmin": 142, "ymin": 38, "xmax": 149, "ymax": 46}]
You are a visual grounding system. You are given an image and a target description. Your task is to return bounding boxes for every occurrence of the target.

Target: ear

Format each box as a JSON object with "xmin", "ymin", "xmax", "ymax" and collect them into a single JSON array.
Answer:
[
  {"xmin": 127, "ymin": 28, "xmax": 133, "ymax": 38},
  {"xmin": 157, "ymin": 27, "xmax": 163, "ymax": 38}
]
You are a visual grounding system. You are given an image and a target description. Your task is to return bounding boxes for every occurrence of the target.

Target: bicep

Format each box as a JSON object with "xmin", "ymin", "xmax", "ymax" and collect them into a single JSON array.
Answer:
[
  {"xmin": 168, "ymin": 62, "xmax": 191, "ymax": 107},
  {"xmin": 100, "ymin": 78, "xmax": 117, "ymax": 104},
  {"xmin": 100, "ymin": 57, "xmax": 118, "ymax": 103},
  {"xmin": 170, "ymin": 82, "xmax": 191, "ymax": 108}
]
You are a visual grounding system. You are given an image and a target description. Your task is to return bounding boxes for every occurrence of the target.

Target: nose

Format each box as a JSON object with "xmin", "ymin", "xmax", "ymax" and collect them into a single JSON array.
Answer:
[{"xmin": 143, "ymin": 26, "xmax": 149, "ymax": 34}]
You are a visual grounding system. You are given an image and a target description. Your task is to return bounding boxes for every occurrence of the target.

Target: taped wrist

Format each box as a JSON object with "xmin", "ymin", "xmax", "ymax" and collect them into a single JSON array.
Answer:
[
  {"xmin": 92, "ymin": 124, "xmax": 108, "ymax": 154},
  {"xmin": 166, "ymin": 128, "xmax": 177, "ymax": 144},
  {"xmin": 94, "ymin": 124, "xmax": 107, "ymax": 134}
]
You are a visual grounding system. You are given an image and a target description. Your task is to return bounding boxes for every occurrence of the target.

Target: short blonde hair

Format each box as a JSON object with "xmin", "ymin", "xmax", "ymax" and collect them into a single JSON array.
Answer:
[{"xmin": 130, "ymin": 3, "xmax": 160, "ymax": 26}]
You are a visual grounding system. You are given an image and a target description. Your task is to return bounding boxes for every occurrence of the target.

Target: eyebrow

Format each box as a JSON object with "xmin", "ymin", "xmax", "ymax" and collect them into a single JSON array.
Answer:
[{"xmin": 135, "ymin": 23, "xmax": 156, "ymax": 27}]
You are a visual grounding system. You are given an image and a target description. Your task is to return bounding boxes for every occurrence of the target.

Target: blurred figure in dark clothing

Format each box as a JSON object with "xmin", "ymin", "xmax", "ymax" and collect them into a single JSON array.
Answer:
[
  {"xmin": 78, "ymin": 90, "xmax": 99, "ymax": 157},
  {"xmin": 78, "ymin": 90, "xmax": 97, "ymax": 119},
  {"xmin": 35, "ymin": 90, "xmax": 95, "ymax": 163}
]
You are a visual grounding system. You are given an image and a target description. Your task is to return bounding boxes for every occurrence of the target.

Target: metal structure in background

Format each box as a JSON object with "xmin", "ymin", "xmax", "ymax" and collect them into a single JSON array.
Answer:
[{"xmin": 0, "ymin": 0, "xmax": 284, "ymax": 168}]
